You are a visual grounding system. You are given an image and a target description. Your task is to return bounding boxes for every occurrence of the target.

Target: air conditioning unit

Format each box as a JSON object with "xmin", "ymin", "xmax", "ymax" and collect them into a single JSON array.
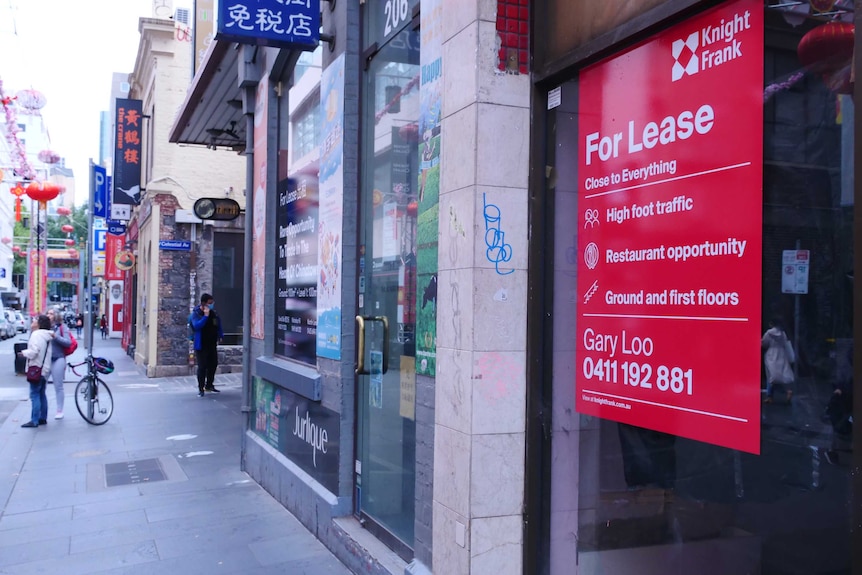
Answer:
[{"xmin": 174, "ymin": 7, "xmax": 191, "ymax": 26}]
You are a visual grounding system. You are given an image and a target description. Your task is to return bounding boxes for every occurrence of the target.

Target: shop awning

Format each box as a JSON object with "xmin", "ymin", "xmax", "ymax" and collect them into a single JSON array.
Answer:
[{"xmin": 169, "ymin": 39, "xmax": 245, "ymax": 148}]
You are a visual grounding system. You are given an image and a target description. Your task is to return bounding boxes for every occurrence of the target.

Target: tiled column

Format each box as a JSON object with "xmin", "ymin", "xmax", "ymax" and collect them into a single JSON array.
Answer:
[{"xmin": 434, "ymin": 1, "xmax": 530, "ymax": 573}]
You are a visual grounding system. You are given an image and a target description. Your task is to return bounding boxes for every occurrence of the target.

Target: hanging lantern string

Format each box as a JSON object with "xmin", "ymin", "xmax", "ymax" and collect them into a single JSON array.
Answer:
[{"xmin": 0, "ymin": 78, "xmax": 36, "ymax": 181}]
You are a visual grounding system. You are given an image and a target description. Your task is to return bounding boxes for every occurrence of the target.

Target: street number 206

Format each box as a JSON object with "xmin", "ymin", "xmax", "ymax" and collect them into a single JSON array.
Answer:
[{"xmin": 384, "ymin": 0, "xmax": 410, "ymax": 36}]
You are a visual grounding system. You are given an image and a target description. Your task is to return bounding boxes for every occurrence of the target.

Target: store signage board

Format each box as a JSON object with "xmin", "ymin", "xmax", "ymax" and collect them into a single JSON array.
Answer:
[
  {"xmin": 575, "ymin": 0, "xmax": 764, "ymax": 454},
  {"xmin": 112, "ymin": 99, "xmax": 143, "ymax": 206},
  {"xmin": 216, "ymin": 0, "xmax": 320, "ymax": 50}
]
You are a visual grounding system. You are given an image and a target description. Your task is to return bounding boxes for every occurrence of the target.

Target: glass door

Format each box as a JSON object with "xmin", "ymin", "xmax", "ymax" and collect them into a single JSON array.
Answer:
[{"xmin": 356, "ymin": 25, "xmax": 420, "ymax": 558}]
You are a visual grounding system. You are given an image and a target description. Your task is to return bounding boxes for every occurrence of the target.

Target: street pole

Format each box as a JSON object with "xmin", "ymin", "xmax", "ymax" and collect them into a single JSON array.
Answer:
[{"xmin": 87, "ymin": 160, "xmax": 95, "ymax": 355}]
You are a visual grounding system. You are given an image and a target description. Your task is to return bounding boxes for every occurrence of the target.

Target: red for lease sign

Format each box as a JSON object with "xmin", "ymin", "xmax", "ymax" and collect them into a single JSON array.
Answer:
[{"xmin": 576, "ymin": 0, "xmax": 764, "ymax": 454}]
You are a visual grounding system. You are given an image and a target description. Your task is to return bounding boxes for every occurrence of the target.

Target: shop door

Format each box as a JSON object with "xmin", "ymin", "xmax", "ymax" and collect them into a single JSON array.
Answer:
[{"xmin": 356, "ymin": 25, "xmax": 420, "ymax": 559}]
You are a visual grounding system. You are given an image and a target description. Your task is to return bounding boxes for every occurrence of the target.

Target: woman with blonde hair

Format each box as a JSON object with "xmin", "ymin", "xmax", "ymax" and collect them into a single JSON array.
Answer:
[{"xmin": 47, "ymin": 307, "xmax": 73, "ymax": 419}]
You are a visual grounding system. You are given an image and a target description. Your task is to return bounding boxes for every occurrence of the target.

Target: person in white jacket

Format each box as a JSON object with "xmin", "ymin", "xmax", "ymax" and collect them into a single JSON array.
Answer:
[
  {"xmin": 18, "ymin": 314, "xmax": 54, "ymax": 427},
  {"xmin": 762, "ymin": 317, "xmax": 795, "ymax": 403}
]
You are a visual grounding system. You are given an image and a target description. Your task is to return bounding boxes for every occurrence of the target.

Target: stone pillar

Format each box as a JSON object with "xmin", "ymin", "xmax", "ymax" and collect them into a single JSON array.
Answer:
[{"xmin": 433, "ymin": 1, "xmax": 530, "ymax": 573}]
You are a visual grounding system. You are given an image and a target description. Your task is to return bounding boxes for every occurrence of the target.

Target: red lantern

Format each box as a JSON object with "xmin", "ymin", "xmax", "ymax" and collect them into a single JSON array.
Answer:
[
  {"xmin": 0, "ymin": 237, "xmax": 10, "ymax": 245},
  {"xmin": 67, "ymin": 248, "xmax": 78, "ymax": 258},
  {"xmin": 797, "ymin": 22, "xmax": 855, "ymax": 94},
  {"xmin": 10, "ymin": 183, "xmax": 25, "ymax": 221},
  {"xmin": 61, "ymin": 224, "xmax": 74, "ymax": 234},
  {"xmin": 406, "ymin": 201, "xmax": 418, "ymax": 217},
  {"xmin": 19, "ymin": 250, "xmax": 27, "ymax": 257},
  {"xmin": 26, "ymin": 181, "xmax": 62, "ymax": 208},
  {"xmin": 12, "ymin": 245, "xmax": 20, "ymax": 253},
  {"xmin": 56, "ymin": 206, "xmax": 72, "ymax": 216},
  {"xmin": 64, "ymin": 238, "xmax": 75, "ymax": 247}
]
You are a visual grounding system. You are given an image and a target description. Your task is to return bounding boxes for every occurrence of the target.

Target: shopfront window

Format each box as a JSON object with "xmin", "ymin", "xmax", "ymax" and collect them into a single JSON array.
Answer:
[
  {"xmin": 544, "ymin": 3, "xmax": 855, "ymax": 573},
  {"xmin": 212, "ymin": 231, "xmax": 244, "ymax": 345}
]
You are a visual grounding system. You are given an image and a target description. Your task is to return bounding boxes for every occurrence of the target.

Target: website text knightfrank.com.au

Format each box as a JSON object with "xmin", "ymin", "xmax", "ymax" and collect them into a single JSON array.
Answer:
[{"xmin": 582, "ymin": 394, "xmax": 632, "ymax": 410}]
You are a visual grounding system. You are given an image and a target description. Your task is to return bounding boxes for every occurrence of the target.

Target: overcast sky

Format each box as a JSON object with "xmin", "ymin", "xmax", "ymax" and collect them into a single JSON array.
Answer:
[{"xmin": 0, "ymin": 0, "xmax": 160, "ymax": 204}]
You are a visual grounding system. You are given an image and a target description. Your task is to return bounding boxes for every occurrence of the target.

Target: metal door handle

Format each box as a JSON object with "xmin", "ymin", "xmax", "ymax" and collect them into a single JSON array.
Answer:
[{"xmin": 355, "ymin": 315, "xmax": 389, "ymax": 375}]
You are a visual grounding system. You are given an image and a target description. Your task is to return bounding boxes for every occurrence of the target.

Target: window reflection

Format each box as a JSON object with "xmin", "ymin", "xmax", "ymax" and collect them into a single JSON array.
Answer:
[{"xmin": 548, "ymin": 6, "xmax": 854, "ymax": 574}]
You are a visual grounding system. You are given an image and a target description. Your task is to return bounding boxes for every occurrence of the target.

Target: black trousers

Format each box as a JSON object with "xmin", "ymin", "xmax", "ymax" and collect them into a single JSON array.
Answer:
[{"xmin": 195, "ymin": 346, "xmax": 218, "ymax": 391}]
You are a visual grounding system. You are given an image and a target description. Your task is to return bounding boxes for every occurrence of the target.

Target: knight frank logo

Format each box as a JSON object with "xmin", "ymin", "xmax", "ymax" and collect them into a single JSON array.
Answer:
[
  {"xmin": 672, "ymin": 32, "xmax": 699, "ymax": 81},
  {"xmin": 672, "ymin": 10, "xmax": 752, "ymax": 82}
]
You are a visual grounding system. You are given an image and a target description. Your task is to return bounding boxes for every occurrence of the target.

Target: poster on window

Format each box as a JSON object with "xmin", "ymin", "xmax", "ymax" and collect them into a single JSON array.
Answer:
[
  {"xmin": 415, "ymin": 0, "xmax": 441, "ymax": 376},
  {"xmin": 252, "ymin": 77, "xmax": 268, "ymax": 340},
  {"xmin": 575, "ymin": 0, "xmax": 764, "ymax": 454},
  {"xmin": 316, "ymin": 53, "xmax": 345, "ymax": 360},
  {"xmin": 275, "ymin": 174, "xmax": 319, "ymax": 365}
]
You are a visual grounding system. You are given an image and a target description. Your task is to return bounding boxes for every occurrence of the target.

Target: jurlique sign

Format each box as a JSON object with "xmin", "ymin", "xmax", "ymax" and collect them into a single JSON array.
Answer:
[{"xmin": 575, "ymin": 0, "xmax": 764, "ymax": 454}]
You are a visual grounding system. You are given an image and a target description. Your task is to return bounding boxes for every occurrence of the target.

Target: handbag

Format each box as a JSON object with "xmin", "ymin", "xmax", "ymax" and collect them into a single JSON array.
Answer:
[
  {"xmin": 61, "ymin": 325, "xmax": 77, "ymax": 356},
  {"xmin": 26, "ymin": 343, "xmax": 48, "ymax": 384}
]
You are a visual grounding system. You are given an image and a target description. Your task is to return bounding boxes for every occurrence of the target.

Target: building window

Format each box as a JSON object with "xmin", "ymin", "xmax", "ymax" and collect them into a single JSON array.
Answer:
[
  {"xmin": 212, "ymin": 231, "xmax": 244, "ymax": 345},
  {"xmin": 541, "ymin": 4, "xmax": 856, "ymax": 574},
  {"xmin": 292, "ymin": 102, "xmax": 320, "ymax": 162},
  {"xmin": 293, "ymin": 47, "xmax": 321, "ymax": 85}
]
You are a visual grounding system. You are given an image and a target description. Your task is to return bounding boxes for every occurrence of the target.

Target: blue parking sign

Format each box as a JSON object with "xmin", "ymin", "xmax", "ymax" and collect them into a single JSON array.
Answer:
[
  {"xmin": 92, "ymin": 164, "xmax": 108, "ymax": 219},
  {"xmin": 94, "ymin": 229, "xmax": 107, "ymax": 252}
]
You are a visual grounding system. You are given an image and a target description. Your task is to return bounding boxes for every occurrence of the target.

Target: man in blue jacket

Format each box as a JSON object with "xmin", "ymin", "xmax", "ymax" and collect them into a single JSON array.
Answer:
[{"xmin": 190, "ymin": 293, "xmax": 224, "ymax": 396}]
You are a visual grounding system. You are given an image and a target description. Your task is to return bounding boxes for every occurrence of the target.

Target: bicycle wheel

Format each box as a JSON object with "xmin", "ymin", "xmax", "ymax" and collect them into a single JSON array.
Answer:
[{"xmin": 74, "ymin": 376, "xmax": 114, "ymax": 425}]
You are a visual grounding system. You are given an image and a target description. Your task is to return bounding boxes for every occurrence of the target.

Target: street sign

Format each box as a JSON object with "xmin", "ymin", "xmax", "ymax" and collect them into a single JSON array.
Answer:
[
  {"xmin": 94, "ymin": 229, "xmax": 107, "ymax": 252},
  {"xmin": 93, "ymin": 164, "xmax": 108, "ymax": 219},
  {"xmin": 193, "ymin": 197, "xmax": 242, "ymax": 221},
  {"xmin": 159, "ymin": 240, "xmax": 192, "ymax": 251},
  {"xmin": 782, "ymin": 250, "xmax": 810, "ymax": 294}
]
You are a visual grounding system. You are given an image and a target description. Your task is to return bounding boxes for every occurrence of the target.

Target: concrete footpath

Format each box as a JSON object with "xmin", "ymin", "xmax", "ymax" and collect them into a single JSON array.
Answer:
[{"xmin": 0, "ymin": 338, "xmax": 353, "ymax": 575}]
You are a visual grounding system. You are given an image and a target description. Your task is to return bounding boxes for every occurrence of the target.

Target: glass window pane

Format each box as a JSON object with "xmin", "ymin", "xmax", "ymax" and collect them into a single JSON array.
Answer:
[{"xmin": 546, "ymin": 6, "xmax": 854, "ymax": 574}]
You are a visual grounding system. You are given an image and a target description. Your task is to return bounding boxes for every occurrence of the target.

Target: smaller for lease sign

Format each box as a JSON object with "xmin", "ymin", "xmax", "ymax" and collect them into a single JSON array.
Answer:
[{"xmin": 576, "ymin": 0, "xmax": 764, "ymax": 454}]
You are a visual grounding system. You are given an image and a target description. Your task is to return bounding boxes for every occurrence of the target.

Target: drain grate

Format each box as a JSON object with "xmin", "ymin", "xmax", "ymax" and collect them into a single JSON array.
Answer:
[{"xmin": 104, "ymin": 458, "xmax": 167, "ymax": 487}]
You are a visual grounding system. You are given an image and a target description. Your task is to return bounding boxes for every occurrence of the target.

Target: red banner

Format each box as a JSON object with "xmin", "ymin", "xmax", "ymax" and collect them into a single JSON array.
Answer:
[
  {"xmin": 28, "ymin": 249, "xmax": 48, "ymax": 315},
  {"xmin": 576, "ymin": 0, "xmax": 764, "ymax": 453},
  {"xmin": 104, "ymin": 233, "xmax": 126, "ymax": 281}
]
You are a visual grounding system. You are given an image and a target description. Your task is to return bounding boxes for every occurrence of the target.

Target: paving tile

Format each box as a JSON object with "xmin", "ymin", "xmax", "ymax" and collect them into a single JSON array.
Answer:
[
  {"xmin": 0, "ymin": 505, "xmax": 73, "ymax": 531},
  {"xmin": 0, "ymin": 534, "xmax": 69, "ymax": 567},
  {"xmin": 0, "ymin": 540, "xmax": 159, "ymax": 575}
]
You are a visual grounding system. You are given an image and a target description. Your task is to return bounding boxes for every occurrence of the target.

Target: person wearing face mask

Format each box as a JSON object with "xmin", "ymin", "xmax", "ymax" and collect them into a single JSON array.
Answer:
[{"xmin": 190, "ymin": 293, "xmax": 224, "ymax": 397}]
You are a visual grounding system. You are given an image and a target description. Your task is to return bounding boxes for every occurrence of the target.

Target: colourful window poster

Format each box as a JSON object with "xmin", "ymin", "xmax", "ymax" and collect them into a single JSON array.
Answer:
[
  {"xmin": 252, "ymin": 77, "xmax": 268, "ymax": 340},
  {"xmin": 416, "ymin": 0, "xmax": 441, "ymax": 376},
  {"xmin": 575, "ymin": 0, "xmax": 764, "ymax": 453},
  {"xmin": 316, "ymin": 54, "xmax": 345, "ymax": 360}
]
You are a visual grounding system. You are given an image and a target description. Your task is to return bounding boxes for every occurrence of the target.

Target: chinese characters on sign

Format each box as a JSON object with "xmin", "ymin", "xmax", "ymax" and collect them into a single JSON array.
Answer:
[
  {"xmin": 575, "ymin": 0, "xmax": 764, "ymax": 454},
  {"xmin": 112, "ymin": 98, "xmax": 143, "ymax": 210},
  {"xmin": 217, "ymin": 0, "xmax": 319, "ymax": 50}
]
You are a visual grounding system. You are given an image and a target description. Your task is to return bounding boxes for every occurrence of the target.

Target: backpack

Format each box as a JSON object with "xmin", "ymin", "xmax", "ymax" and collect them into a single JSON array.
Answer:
[{"xmin": 61, "ymin": 324, "xmax": 78, "ymax": 356}]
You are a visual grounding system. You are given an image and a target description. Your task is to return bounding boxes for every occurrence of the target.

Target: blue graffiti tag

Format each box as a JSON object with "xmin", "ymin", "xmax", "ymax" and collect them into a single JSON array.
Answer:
[{"xmin": 483, "ymin": 193, "xmax": 514, "ymax": 275}]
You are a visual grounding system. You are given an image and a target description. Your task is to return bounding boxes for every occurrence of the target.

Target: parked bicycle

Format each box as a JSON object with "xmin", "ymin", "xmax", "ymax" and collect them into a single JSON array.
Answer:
[{"xmin": 68, "ymin": 355, "xmax": 115, "ymax": 425}]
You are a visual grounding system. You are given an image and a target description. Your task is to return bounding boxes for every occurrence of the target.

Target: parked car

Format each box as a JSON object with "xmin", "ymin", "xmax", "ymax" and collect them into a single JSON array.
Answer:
[
  {"xmin": 3, "ymin": 311, "xmax": 18, "ymax": 338},
  {"xmin": 13, "ymin": 311, "xmax": 26, "ymax": 333},
  {"xmin": 0, "ymin": 314, "xmax": 13, "ymax": 340}
]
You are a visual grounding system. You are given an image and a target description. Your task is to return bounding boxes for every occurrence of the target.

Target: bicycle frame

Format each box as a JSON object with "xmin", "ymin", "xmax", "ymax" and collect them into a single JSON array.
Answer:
[{"xmin": 69, "ymin": 355, "xmax": 114, "ymax": 425}]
